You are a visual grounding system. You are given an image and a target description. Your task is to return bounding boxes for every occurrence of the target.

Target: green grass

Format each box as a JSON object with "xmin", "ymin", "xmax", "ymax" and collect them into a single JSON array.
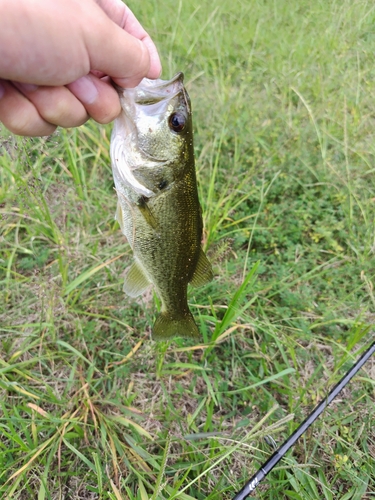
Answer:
[{"xmin": 1, "ymin": 0, "xmax": 375, "ymax": 498}]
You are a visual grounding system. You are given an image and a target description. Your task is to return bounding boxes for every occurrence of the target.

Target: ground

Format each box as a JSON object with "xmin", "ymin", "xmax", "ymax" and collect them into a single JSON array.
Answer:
[{"xmin": 1, "ymin": 0, "xmax": 375, "ymax": 498}]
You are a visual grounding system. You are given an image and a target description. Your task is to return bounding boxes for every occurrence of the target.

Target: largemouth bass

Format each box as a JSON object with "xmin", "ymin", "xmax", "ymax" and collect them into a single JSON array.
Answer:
[{"xmin": 110, "ymin": 73, "xmax": 213, "ymax": 340}]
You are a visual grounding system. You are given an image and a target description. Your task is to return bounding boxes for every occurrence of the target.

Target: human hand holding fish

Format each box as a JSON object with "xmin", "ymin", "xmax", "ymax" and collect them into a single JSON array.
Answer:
[
  {"xmin": 0, "ymin": 0, "xmax": 161, "ymax": 136},
  {"xmin": 0, "ymin": 0, "xmax": 211, "ymax": 340}
]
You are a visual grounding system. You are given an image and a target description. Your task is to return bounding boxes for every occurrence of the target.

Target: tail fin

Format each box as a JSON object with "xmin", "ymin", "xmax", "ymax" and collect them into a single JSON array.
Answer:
[{"xmin": 152, "ymin": 310, "xmax": 200, "ymax": 341}]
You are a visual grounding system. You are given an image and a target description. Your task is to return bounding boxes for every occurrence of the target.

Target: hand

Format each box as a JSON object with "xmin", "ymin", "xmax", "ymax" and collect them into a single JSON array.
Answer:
[{"xmin": 0, "ymin": 0, "xmax": 162, "ymax": 136}]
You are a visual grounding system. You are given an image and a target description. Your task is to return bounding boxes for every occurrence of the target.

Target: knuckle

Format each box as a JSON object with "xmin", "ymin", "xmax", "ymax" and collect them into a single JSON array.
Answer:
[
  {"xmin": 30, "ymin": 87, "xmax": 88, "ymax": 128},
  {"xmin": 0, "ymin": 85, "xmax": 56, "ymax": 136},
  {"xmin": 3, "ymin": 112, "xmax": 30, "ymax": 135},
  {"xmin": 38, "ymin": 100, "xmax": 83, "ymax": 128},
  {"xmin": 2, "ymin": 110, "xmax": 55, "ymax": 136}
]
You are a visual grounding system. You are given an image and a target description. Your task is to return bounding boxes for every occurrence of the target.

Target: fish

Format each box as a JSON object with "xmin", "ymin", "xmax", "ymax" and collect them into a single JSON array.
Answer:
[{"xmin": 110, "ymin": 73, "xmax": 213, "ymax": 340}]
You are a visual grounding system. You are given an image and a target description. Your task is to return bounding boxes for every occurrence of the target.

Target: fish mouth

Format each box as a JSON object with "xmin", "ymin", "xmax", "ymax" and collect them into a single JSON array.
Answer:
[
  {"xmin": 116, "ymin": 73, "xmax": 190, "ymax": 113},
  {"xmin": 127, "ymin": 72, "xmax": 185, "ymax": 105}
]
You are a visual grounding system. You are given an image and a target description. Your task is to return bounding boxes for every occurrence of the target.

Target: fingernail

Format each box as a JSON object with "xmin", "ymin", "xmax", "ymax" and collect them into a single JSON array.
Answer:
[
  {"xmin": 68, "ymin": 75, "xmax": 98, "ymax": 104},
  {"xmin": 15, "ymin": 82, "xmax": 38, "ymax": 92},
  {"xmin": 0, "ymin": 82, "xmax": 4, "ymax": 99}
]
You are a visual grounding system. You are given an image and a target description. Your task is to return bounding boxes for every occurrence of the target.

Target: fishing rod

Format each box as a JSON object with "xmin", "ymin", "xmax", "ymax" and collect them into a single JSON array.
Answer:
[{"xmin": 232, "ymin": 340, "xmax": 375, "ymax": 500}]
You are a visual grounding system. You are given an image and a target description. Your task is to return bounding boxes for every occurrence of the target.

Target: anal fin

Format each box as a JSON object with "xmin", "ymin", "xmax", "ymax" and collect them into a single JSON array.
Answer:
[
  {"xmin": 189, "ymin": 248, "xmax": 213, "ymax": 288},
  {"xmin": 123, "ymin": 261, "xmax": 151, "ymax": 297}
]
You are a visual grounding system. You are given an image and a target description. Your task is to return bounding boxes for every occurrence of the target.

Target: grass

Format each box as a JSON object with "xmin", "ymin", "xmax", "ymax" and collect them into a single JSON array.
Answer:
[{"xmin": 1, "ymin": 0, "xmax": 375, "ymax": 498}]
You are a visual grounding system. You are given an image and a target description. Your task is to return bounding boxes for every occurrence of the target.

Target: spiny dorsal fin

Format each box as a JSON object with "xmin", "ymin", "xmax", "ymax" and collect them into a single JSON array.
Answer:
[
  {"xmin": 123, "ymin": 260, "xmax": 151, "ymax": 297},
  {"xmin": 189, "ymin": 248, "xmax": 213, "ymax": 288}
]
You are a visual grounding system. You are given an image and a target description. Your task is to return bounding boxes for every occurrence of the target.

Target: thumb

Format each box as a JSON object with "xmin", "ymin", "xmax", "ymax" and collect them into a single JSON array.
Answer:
[{"xmin": 85, "ymin": 15, "xmax": 158, "ymax": 88}]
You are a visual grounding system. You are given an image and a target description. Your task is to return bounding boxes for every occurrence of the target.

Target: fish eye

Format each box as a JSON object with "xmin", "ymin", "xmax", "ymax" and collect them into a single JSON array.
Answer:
[{"xmin": 168, "ymin": 112, "xmax": 186, "ymax": 133}]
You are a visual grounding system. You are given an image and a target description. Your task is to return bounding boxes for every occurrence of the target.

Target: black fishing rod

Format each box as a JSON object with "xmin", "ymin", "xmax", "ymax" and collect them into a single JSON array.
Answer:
[{"xmin": 232, "ymin": 340, "xmax": 375, "ymax": 500}]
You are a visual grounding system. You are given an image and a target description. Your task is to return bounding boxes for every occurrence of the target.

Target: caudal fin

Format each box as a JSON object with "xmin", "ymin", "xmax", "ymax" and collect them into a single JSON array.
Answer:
[{"xmin": 152, "ymin": 310, "xmax": 200, "ymax": 340}]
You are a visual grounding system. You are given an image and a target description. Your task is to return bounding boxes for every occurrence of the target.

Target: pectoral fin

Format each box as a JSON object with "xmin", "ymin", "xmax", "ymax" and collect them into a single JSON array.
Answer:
[
  {"xmin": 137, "ymin": 196, "xmax": 158, "ymax": 229},
  {"xmin": 115, "ymin": 201, "xmax": 124, "ymax": 232},
  {"xmin": 123, "ymin": 261, "xmax": 151, "ymax": 297},
  {"xmin": 189, "ymin": 248, "xmax": 213, "ymax": 288}
]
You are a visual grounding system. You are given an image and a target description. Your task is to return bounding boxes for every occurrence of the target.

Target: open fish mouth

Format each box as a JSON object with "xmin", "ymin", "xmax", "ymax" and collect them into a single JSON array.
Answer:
[
  {"xmin": 125, "ymin": 72, "xmax": 186, "ymax": 106},
  {"xmin": 117, "ymin": 72, "xmax": 190, "ymax": 117}
]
